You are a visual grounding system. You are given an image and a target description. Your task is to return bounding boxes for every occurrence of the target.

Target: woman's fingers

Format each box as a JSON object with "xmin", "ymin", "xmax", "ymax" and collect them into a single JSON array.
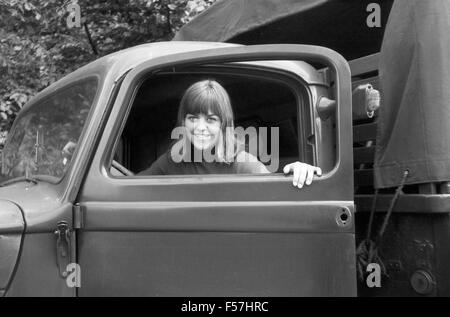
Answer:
[
  {"xmin": 307, "ymin": 167, "xmax": 322, "ymax": 185},
  {"xmin": 315, "ymin": 167, "xmax": 323, "ymax": 177},
  {"xmin": 291, "ymin": 162, "xmax": 306, "ymax": 188},
  {"xmin": 305, "ymin": 167, "xmax": 314, "ymax": 186},
  {"xmin": 296, "ymin": 167, "xmax": 307, "ymax": 188},
  {"xmin": 283, "ymin": 162, "xmax": 322, "ymax": 188},
  {"xmin": 283, "ymin": 163, "xmax": 292, "ymax": 174},
  {"xmin": 292, "ymin": 164, "xmax": 300, "ymax": 187}
]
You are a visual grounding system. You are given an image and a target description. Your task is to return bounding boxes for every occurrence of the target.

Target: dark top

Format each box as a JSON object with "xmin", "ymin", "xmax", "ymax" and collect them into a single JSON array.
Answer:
[{"xmin": 138, "ymin": 149, "xmax": 268, "ymax": 175}]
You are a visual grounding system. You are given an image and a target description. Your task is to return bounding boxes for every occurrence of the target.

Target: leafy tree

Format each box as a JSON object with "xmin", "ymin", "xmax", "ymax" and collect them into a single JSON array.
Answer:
[{"xmin": 0, "ymin": 0, "xmax": 218, "ymax": 148}]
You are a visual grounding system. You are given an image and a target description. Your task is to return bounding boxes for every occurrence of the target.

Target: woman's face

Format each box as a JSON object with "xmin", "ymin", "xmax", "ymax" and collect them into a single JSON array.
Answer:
[{"xmin": 184, "ymin": 111, "xmax": 222, "ymax": 151}]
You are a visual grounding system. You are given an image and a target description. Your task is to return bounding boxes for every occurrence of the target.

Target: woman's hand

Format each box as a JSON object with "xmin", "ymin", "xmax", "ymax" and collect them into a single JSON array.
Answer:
[{"xmin": 283, "ymin": 162, "xmax": 322, "ymax": 188}]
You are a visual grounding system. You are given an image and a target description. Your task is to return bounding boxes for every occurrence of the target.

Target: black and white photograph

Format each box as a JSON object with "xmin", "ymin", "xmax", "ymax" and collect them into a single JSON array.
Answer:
[{"xmin": 0, "ymin": 0, "xmax": 449, "ymax": 302}]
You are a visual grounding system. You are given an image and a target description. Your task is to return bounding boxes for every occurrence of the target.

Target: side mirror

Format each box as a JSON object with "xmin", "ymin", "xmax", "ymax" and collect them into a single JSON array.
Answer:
[{"xmin": 316, "ymin": 96, "xmax": 336, "ymax": 120}]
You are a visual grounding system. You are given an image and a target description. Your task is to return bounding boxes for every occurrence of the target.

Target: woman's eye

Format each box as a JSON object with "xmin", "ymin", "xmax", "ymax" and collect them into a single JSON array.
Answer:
[
  {"xmin": 207, "ymin": 117, "xmax": 218, "ymax": 123},
  {"xmin": 187, "ymin": 116, "xmax": 198, "ymax": 122}
]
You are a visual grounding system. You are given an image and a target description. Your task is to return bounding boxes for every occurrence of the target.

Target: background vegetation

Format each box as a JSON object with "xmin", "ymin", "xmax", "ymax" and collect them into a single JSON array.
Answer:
[{"xmin": 0, "ymin": 0, "xmax": 218, "ymax": 147}]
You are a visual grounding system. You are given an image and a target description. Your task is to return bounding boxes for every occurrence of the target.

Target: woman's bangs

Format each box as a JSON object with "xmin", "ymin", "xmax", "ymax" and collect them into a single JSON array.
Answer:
[{"xmin": 186, "ymin": 91, "xmax": 223, "ymax": 118}]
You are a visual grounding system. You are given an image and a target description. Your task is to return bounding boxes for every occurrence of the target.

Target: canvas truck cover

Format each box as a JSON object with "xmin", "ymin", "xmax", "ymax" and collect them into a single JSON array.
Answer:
[
  {"xmin": 174, "ymin": 0, "xmax": 393, "ymax": 60},
  {"xmin": 374, "ymin": 0, "xmax": 450, "ymax": 188}
]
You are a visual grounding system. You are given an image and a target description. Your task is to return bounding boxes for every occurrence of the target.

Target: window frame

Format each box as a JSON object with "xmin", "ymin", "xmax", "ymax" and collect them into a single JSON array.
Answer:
[{"xmin": 105, "ymin": 63, "xmax": 317, "ymax": 180}]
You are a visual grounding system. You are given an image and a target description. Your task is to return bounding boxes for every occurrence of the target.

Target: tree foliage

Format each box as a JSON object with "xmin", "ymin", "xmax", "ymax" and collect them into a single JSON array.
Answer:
[{"xmin": 0, "ymin": 0, "xmax": 218, "ymax": 147}]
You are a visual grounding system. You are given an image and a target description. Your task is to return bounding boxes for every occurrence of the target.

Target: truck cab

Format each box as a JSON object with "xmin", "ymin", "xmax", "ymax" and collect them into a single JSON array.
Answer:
[{"xmin": 0, "ymin": 41, "xmax": 356, "ymax": 296}]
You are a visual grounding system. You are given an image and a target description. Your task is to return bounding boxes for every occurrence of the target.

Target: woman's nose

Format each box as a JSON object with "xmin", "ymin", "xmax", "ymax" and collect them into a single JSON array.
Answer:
[{"xmin": 195, "ymin": 117, "xmax": 208, "ymax": 131}]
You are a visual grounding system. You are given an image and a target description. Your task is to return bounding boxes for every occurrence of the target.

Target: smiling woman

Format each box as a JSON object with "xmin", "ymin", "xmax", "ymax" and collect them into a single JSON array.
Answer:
[
  {"xmin": 109, "ymin": 61, "xmax": 328, "ymax": 191},
  {"xmin": 112, "ymin": 65, "xmax": 318, "ymax": 175},
  {"xmin": 136, "ymin": 78, "xmax": 321, "ymax": 188},
  {"xmin": 178, "ymin": 80, "xmax": 233, "ymax": 162},
  {"xmin": 139, "ymin": 79, "xmax": 270, "ymax": 175}
]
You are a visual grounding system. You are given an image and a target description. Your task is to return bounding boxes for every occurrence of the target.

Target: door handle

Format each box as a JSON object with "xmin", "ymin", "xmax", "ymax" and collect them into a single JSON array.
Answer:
[{"xmin": 54, "ymin": 221, "xmax": 71, "ymax": 278}]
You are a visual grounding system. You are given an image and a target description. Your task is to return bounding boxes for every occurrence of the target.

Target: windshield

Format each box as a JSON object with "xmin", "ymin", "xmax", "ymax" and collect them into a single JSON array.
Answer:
[{"xmin": 0, "ymin": 78, "xmax": 98, "ymax": 184}]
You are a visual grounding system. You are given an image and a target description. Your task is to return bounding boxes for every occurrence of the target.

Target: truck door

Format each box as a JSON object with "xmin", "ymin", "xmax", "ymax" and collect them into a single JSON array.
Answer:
[{"xmin": 75, "ymin": 44, "xmax": 355, "ymax": 296}]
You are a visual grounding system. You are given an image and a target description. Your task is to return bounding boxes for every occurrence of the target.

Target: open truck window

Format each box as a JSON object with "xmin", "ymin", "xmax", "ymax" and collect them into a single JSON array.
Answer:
[{"xmin": 109, "ymin": 63, "xmax": 319, "ymax": 177}]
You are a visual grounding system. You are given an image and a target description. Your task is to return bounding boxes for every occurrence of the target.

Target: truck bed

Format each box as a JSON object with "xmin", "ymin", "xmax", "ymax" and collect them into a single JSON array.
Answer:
[{"xmin": 350, "ymin": 53, "xmax": 450, "ymax": 296}]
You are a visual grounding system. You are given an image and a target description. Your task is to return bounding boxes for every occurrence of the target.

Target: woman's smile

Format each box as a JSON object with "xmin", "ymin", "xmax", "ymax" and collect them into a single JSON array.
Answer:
[{"xmin": 193, "ymin": 134, "xmax": 212, "ymax": 141}]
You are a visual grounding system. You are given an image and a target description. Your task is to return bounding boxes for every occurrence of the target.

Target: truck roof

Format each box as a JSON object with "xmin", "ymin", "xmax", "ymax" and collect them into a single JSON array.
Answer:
[
  {"xmin": 24, "ymin": 41, "xmax": 325, "ymax": 111},
  {"xmin": 27, "ymin": 41, "xmax": 238, "ymax": 108}
]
